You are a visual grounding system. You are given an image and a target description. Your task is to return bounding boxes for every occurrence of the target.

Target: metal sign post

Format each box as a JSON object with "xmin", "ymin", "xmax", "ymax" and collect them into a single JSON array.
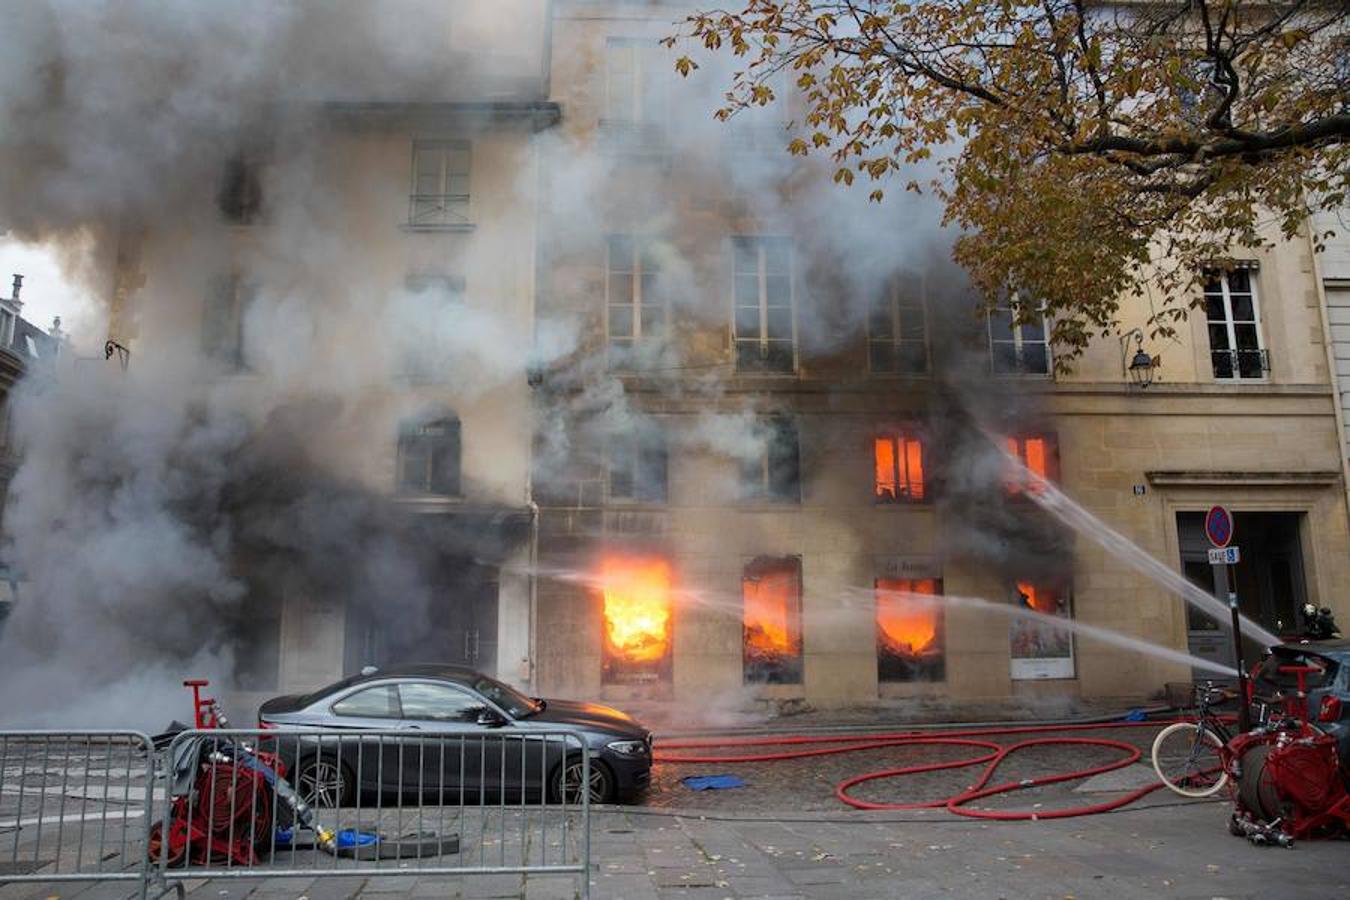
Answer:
[{"xmin": 1206, "ymin": 506, "xmax": 1250, "ymax": 732}]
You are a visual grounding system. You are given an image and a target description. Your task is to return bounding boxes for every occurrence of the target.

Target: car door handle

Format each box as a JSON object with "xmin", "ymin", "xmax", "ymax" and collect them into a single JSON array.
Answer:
[{"xmin": 402, "ymin": 724, "xmax": 422, "ymax": 730}]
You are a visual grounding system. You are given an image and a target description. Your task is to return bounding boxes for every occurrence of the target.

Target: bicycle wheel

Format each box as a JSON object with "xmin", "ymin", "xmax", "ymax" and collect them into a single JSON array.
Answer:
[{"xmin": 1151, "ymin": 722, "xmax": 1229, "ymax": 798}]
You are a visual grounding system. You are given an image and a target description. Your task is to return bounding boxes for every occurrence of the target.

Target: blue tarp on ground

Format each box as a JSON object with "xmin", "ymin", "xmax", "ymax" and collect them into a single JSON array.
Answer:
[{"xmin": 681, "ymin": 774, "xmax": 747, "ymax": 791}]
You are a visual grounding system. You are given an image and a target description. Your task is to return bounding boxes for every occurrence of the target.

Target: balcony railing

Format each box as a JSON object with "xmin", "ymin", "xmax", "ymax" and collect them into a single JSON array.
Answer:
[
  {"xmin": 408, "ymin": 193, "xmax": 472, "ymax": 229},
  {"xmin": 1211, "ymin": 347, "xmax": 1271, "ymax": 380}
]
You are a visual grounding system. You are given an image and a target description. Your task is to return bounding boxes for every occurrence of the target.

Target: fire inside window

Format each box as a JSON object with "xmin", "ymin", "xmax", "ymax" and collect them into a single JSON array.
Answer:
[
  {"xmin": 1004, "ymin": 434, "xmax": 1057, "ymax": 496},
  {"xmin": 409, "ymin": 141, "xmax": 471, "ymax": 228},
  {"xmin": 868, "ymin": 277, "xmax": 928, "ymax": 374},
  {"xmin": 397, "ymin": 417, "xmax": 462, "ymax": 497},
  {"xmin": 733, "ymin": 236, "xmax": 795, "ymax": 373},
  {"xmin": 874, "ymin": 433, "xmax": 926, "ymax": 502},
  {"xmin": 741, "ymin": 418, "xmax": 800, "ymax": 502},
  {"xmin": 607, "ymin": 236, "xmax": 668, "ymax": 369},
  {"xmin": 742, "ymin": 557, "xmax": 803, "ymax": 684},
  {"xmin": 600, "ymin": 556, "xmax": 673, "ymax": 685},
  {"xmin": 876, "ymin": 578, "xmax": 944, "ymax": 683},
  {"xmin": 1204, "ymin": 268, "xmax": 1268, "ymax": 380},
  {"xmin": 1010, "ymin": 581, "xmax": 1074, "ymax": 676},
  {"xmin": 988, "ymin": 296, "xmax": 1050, "ymax": 375},
  {"xmin": 608, "ymin": 426, "xmax": 668, "ymax": 503}
]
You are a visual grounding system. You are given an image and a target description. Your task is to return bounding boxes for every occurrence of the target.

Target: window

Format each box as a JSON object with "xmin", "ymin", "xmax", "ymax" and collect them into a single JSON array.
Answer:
[
  {"xmin": 603, "ymin": 37, "xmax": 668, "ymax": 146},
  {"xmin": 399, "ymin": 275, "xmax": 465, "ymax": 382},
  {"xmin": 1009, "ymin": 582, "xmax": 1074, "ymax": 680},
  {"xmin": 1204, "ymin": 269, "xmax": 1267, "ymax": 380},
  {"xmin": 409, "ymin": 141, "xmax": 471, "ymax": 229},
  {"xmin": 876, "ymin": 578, "xmax": 944, "ymax": 683},
  {"xmin": 608, "ymin": 426, "xmax": 668, "ymax": 503},
  {"xmin": 874, "ymin": 433, "xmax": 926, "ymax": 503},
  {"xmin": 1004, "ymin": 433, "xmax": 1058, "ymax": 496},
  {"xmin": 741, "ymin": 418, "xmax": 800, "ymax": 502},
  {"xmin": 0, "ymin": 308, "xmax": 15, "ymax": 348},
  {"xmin": 397, "ymin": 417, "xmax": 462, "ymax": 496},
  {"xmin": 218, "ymin": 155, "xmax": 262, "ymax": 225},
  {"xmin": 202, "ymin": 274, "xmax": 256, "ymax": 370},
  {"xmin": 988, "ymin": 296, "xmax": 1049, "ymax": 375},
  {"xmin": 733, "ymin": 236, "xmax": 794, "ymax": 373},
  {"xmin": 868, "ymin": 276, "xmax": 928, "ymax": 374},
  {"xmin": 398, "ymin": 682, "xmax": 485, "ymax": 722},
  {"xmin": 332, "ymin": 685, "xmax": 400, "ymax": 718},
  {"xmin": 743, "ymin": 557, "xmax": 803, "ymax": 684},
  {"xmin": 606, "ymin": 236, "xmax": 668, "ymax": 368}
]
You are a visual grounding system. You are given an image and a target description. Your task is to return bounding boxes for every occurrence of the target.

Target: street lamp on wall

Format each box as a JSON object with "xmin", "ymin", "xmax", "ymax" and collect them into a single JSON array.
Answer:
[{"xmin": 1119, "ymin": 328, "xmax": 1157, "ymax": 388}]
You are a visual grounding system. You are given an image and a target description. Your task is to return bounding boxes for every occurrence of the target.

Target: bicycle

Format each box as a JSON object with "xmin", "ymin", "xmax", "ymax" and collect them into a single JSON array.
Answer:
[{"xmin": 1151, "ymin": 682, "xmax": 1239, "ymax": 798}]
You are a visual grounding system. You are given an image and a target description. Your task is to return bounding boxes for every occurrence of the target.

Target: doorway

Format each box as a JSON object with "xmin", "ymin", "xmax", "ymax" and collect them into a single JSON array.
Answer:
[{"xmin": 1177, "ymin": 511, "xmax": 1307, "ymax": 675}]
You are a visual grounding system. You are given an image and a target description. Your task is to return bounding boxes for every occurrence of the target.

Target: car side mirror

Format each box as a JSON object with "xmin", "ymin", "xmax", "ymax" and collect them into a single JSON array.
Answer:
[{"xmin": 476, "ymin": 709, "xmax": 507, "ymax": 728}]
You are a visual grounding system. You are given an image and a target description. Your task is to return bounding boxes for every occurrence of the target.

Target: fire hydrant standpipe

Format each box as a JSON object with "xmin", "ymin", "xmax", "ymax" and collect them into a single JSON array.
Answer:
[{"xmin": 656, "ymin": 720, "xmax": 1182, "ymax": 820}]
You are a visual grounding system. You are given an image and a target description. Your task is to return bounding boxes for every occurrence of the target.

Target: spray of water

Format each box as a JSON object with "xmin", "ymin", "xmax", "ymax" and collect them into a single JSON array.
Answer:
[
  {"xmin": 513, "ymin": 563, "xmax": 1237, "ymax": 677},
  {"xmin": 987, "ymin": 435, "xmax": 1281, "ymax": 648}
]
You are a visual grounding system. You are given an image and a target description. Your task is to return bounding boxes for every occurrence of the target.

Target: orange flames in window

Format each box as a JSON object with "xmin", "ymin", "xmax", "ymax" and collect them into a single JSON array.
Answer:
[
  {"xmin": 600, "ymin": 557, "xmax": 673, "ymax": 665},
  {"xmin": 1016, "ymin": 582, "xmax": 1057, "ymax": 615},
  {"xmin": 876, "ymin": 579, "xmax": 941, "ymax": 657},
  {"xmin": 743, "ymin": 567, "xmax": 800, "ymax": 661},
  {"xmin": 1005, "ymin": 435, "xmax": 1052, "ymax": 495},
  {"xmin": 874, "ymin": 435, "xmax": 925, "ymax": 501}
]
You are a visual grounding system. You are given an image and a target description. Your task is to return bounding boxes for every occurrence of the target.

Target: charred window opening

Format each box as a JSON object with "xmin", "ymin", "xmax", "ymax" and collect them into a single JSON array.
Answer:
[
  {"xmin": 397, "ymin": 417, "xmax": 462, "ymax": 496},
  {"xmin": 202, "ymin": 274, "xmax": 256, "ymax": 370},
  {"xmin": 868, "ymin": 275, "xmax": 928, "ymax": 374},
  {"xmin": 988, "ymin": 295, "xmax": 1049, "ymax": 375},
  {"xmin": 606, "ymin": 235, "xmax": 669, "ymax": 369},
  {"xmin": 742, "ymin": 418, "xmax": 799, "ymax": 502},
  {"xmin": 1010, "ymin": 581, "xmax": 1075, "ymax": 680},
  {"xmin": 600, "ymin": 556, "xmax": 673, "ymax": 685},
  {"xmin": 608, "ymin": 425, "xmax": 668, "ymax": 503},
  {"xmin": 733, "ymin": 236, "xmax": 794, "ymax": 373},
  {"xmin": 876, "ymin": 578, "xmax": 944, "ymax": 683},
  {"xmin": 1204, "ymin": 268, "xmax": 1268, "ymax": 380},
  {"xmin": 1004, "ymin": 433, "xmax": 1058, "ymax": 496},
  {"xmin": 874, "ymin": 433, "xmax": 926, "ymax": 503},
  {"xmin": 742, "ymin": 556, "xmax": 803, "ymax": 684},
  {"xmin": 409, "ymin": 140, "xmax": 471, "ymax": 229},
  {"xmin": 218, "ymin": 155, "xmax": 262, "ymax": 225}
]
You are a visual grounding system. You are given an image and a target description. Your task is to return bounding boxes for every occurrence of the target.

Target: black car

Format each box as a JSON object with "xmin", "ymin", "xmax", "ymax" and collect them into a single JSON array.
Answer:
[
  {"xmin": 1250, "ymin": 639, "xmax": 1350, "ymax": 763},
  {"xmin": 257, "ymin": 664, "xmax": 652, "ymax": 805}
]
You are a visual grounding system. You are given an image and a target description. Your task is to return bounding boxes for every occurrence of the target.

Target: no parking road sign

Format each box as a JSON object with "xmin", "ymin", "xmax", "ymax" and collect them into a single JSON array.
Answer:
[{"xmin": 1204, "ymin": 505, "xmax": 1234, "ymax": 548}]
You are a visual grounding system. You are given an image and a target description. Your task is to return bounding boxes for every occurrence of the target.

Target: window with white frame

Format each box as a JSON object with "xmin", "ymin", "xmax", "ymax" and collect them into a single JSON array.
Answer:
[
  {"xmin": 1203, "ymin": 268, "xmax": 1267, "ymax": 380},
  {"xmin": 603, "ymin": 37, "xmax": 668, "ymax": 147},
  {"xmin": 397, "ymin": 416, "xmax": 462, "ymax": 497},
  {"xmin": 409, "ymin": 141, "xmax": 471, "ymax": 229},
  {"xmin": 607, "ymin": 236, "xmax": 668, "ymax": 369},
  {"xmin": 733, "ymin": 236, "xmax": 795, "ymax": 373},
  {"xmin": 988, "ymin": 296, "xmax": 1050, "ymax": 375},
  {"xmin": 868, "ymin": 276, "xmax": 929, "ymax": 375},
  {"xmin": 0, "ymin": 308, "xmax": 15, "ymax": 349}
]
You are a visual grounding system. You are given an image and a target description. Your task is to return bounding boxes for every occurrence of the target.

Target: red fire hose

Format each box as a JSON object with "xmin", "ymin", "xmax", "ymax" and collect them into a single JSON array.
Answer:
[{"xmin": 656, "ymin": 720, "xmax": 1181, "ymax": 820}]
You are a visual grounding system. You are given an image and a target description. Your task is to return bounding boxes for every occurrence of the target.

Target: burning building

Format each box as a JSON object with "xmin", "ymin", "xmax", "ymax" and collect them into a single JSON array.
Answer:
[{"xmin": 1, "ymin": 0, "xmax": 1349, "ymax": 725}]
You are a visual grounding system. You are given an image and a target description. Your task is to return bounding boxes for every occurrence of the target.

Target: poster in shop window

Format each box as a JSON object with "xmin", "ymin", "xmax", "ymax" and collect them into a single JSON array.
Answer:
[{"xmin": 1009, "ymin": 582, "xmax": 1076, "ymax": 680}]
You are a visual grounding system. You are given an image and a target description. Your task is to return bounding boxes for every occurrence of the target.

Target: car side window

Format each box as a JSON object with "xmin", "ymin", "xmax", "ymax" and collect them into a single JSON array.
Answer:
[
  {"xmin": 331, "ymin": 685, "xmax": 400, "ymax": 718},
  {"xmin": 399, "ymin": 682, "xmax": 486, "ymax": 723}
]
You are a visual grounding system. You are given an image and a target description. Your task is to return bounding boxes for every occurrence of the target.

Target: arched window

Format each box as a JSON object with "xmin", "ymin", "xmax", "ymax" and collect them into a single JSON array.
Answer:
[{"xmin": 397, "ymin": 417, "xmax": 461, "ymax": 496}]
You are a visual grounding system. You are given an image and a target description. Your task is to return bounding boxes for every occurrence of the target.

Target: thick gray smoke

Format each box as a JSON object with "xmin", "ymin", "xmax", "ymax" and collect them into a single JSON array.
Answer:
[{"xmin": 0, "ymin": 1, "xmax": 1064, "ymax": 727}]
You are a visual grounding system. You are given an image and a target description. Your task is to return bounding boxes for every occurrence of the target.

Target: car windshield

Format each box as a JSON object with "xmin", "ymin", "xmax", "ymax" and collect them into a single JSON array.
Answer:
[{"xmin": 472, "ymin": 676, "xmax": 541, "ymax": 718}]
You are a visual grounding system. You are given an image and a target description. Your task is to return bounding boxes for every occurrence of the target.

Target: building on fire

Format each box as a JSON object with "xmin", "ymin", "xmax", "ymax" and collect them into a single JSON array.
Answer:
[{"xmin": 101, "ymin": 0, "xmax": 1350, "ymax": 716}]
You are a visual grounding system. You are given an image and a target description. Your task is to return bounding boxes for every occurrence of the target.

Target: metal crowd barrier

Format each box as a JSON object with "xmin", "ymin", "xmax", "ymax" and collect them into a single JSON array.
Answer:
[
  {"xmin": 0, "ymin": 731, "xmax": 157, "ymax": 898},
  {"xmin": 1, "ymin": 727, "xmax": 591, "ymax": 899}
]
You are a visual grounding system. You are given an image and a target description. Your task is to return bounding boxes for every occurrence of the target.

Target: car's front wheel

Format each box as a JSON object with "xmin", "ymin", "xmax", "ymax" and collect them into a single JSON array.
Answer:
[
  {"xmin": 550, "ymin": 756, "xmax": 614, "ymax": 805},
  {"xmin": 293, "ymin": 754, "xmax": 353, "ymax": 809}
]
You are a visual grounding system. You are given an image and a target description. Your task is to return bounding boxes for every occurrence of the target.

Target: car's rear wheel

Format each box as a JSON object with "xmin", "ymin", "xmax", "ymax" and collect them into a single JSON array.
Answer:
[
  {"xmin": 550, "ymin": 756, "xmax": 614, "ymax": 805},
  {"xmin": 294, "ymin": 754, "xmax": 353, "ymax": 810}
]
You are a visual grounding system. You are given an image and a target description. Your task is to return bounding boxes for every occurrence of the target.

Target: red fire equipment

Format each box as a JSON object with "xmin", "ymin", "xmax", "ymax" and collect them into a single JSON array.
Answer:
[{"xmin": 1225, "ymin": 717, "xmax": 1350, "ymax": 846}]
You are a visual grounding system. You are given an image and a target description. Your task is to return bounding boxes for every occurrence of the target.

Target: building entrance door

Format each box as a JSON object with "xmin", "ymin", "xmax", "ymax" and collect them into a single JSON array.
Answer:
[{"xmin": 1176, "ymin": 511, "xmax": 1307, "ymax": 677}]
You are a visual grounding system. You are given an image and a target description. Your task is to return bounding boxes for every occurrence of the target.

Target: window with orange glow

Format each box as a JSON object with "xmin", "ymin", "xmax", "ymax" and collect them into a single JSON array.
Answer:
[
  {"xmin": 600, "ymin": 556, "xmax": 674, "ymax": 685},
  {"xmin": 1004, "ymin": 434, "xmax": 1058, "ymax": 496},
  {"xmin": 876, "ymin": 578, "xmax": 945, "ymax": 682},
  {"xmin": 1010, "ymin": 581, "xmax": 1074, "ymax": 677},
  {"xmin": 742, "ymin": 557, "xmax": 803, "ymax": 684},
  {"xmin": 874, "ymin": 434, "xmax": 926, "ymax": 502}
]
